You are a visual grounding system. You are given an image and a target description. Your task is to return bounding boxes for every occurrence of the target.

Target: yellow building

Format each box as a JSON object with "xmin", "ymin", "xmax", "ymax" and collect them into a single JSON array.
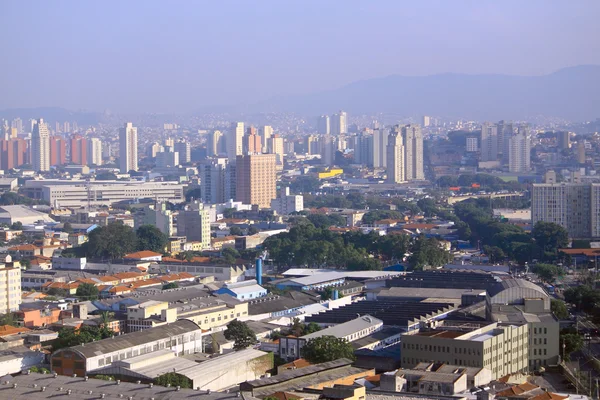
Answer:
[
  {"xmin": 0, "ymin": 264, "xmax": 21, "ymax": 313},
  {"xmin": 318, "ymin": 168, "xmax": 343, "ymax": 179}
]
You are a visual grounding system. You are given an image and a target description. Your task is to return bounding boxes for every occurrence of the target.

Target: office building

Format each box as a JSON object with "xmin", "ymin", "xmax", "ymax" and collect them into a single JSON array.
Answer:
[
  {"xmin": 155, "ymin": 147, "xmax": 179, "ymax": 168},
  {"xmin": 422, "ymin": 116, "xmax": 431, "ymax": 127},
  {"xmin": 317, "ymin": 115, "xmax": 330, "ymax": 135},
  {"xmin": 353, "ymin": 131, "xmax": 374, "ymax": 166},
  {"xmin": 508, "ymin": 129, "xmax": 531, "ymax": 173},
  {"xmin": 497, "ymin": 120, "xmax": 514, "ymax": 163},
  {"xmin": 0, "ymin": 138, "xmax": 27, "ymax": 170},
  {"xmin": 25, "ymin": 179, "xmax": 184, "ymax": 208},
  {"xmin": 373, "ymin": 127, "xmax": 389, "ymax": 168},
  {"xmin": 319, "ymin": 134, "xmax": 336, "ymax": 166},
  {"xmin": 164, "ymin": 137, "xmax": 174, "ymax": 148},
  {"xmin": 177, "ymin": 201, "xmax": 211, "ymax": 249},
  {"xmin": 208, "ymin": 130, "xmax": 225, "ymax": 156},
  {"xmin": 228, "ymin": 122, "xmax": 244, "ymax": 161},
  {"xmin": 306, "ymin": 134, "xmax": 320, "ymax": 155},
  {"xmin": 259, "ymin": 125, "xmax": 273, "ymax": 153},
  {"xmin": 134, "ymin": 202, "xmax": 174, "ymax": 237},
  {"xmin": 466, "ymin": 137, "xmax": 478, "ymax": 152},
  {"xmin": 31, "ymin": 118, "xmax": 50, "ymax": 172},
  {"xmin": 236, "ymin": 154, "xmax": 277, "ymax": 208},
  {"xmin": 174, "ymin": 139, "xmax": 191, "ymax": 164},
  {"xmin": 11, "ymin": 118, "xmax": 22, "ymax": 135},
  {"xmin": 480, "ymin": 122, "xmax": 498, "ymax": 162},
  {"xmin": 271, "ymin": 187, "xmax": 304, "ymax": 215},
  {"xmin": 87, "ymin": 138, "xmax": 102, "ymax": 166},
  {"xmin": 402, "ymin": 124, "xmax": 424, "ymax": 180},
  {"xmin": 386, "ymin": 131, "xmax": 405, "ymax": 183},
  {"xmin": 268, "ymin": 134, "xmax": 285, "ymax": 168},
  {"xmin": 245, "ymin": 126, "xmax": 262, "ymax": 154},
  {"xmin": 70, "ymin": 134, "xmax": 87, "ymax": 165},
  {"xmin": 401, "ymin": 321, "xmax": 528, "ymax": 380},
  {"xmin": 557, "ymin": 131, "xmax": 570, "ymax": 149},
  {"xmin": 0, "ymin": 263, "xmax": 21, "ymax": 313},
  {"xmin": 578, "ymin": 141, "xmax": 586, "ymax": 164},
  {"xmin": 201, "ymin": 157, "xmax": 235, "ymax": 204},
  {"xmin": 119, "ymin": 122, "xmax": 138, "ymax": 173},
  {"xmin": 331, "ymin": 111, "xmax": 347, "ymax": 135},
  {"xmin": 532, "ymin": 182, "xmax": 600, "ymax": 238}
]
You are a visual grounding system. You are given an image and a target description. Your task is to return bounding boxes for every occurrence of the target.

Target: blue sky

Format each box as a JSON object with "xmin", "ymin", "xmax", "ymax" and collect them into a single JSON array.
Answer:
[{"xmin": 1, "ymin": 1, "xmax": 598, "ymax": 113}]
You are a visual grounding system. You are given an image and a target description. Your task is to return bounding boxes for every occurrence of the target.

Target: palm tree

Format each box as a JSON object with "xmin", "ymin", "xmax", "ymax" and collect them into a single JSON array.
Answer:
[{"xmin": 99, "ymin": 311, "xmax": 114, "ymax": 329}]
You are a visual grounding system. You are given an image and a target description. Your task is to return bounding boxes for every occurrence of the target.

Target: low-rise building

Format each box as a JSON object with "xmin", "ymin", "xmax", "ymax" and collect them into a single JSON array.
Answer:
[{"xmin": 215, "ymin": 279, "xmax": 267, "ymax": 300}]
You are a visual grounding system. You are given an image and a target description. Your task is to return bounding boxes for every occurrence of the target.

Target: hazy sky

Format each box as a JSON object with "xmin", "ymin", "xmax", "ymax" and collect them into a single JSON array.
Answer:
[{"xmin": 1, "ymin": 1, "xmax": 599, "ymax": 113}]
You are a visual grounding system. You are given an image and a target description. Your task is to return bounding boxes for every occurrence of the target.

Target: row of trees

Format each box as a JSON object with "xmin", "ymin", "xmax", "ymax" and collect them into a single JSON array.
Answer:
[{"xmin": 263, "ymin": 219, "xmax": 451, "ymax": 271}]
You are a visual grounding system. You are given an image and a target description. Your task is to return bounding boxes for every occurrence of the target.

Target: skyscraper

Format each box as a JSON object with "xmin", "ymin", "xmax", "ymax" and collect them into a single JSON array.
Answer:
[
  {"xmin": 354, "ymin": 131, "xmax": 374, "ymax": 166},
  {"xmin": 50, "ymin": 136, "xmax": 67, "ymax": 166},
  {"xmin": 578, "ymin": 141, "xmax": 586, "ymax": 164},
  {"xmin": 268, "ymin": 134, "xmax": 284, "ymax": 168},
  {"xmin": 422, "ymin": 116, "xmax": 431, "ymax": 127},
  {"xmin": 11, "ymin": 118, "xmax": 22, "ymax": 136},
  {"xmin": 208, "ymin": 130, "xmax": 225, "ymax": 157},
  {"xmin": 235, "ymin": 154, "xmax": 277, "ymax": 208},
  {"xmin": 498, "ymin": 120, "xmax": 514, "ymax": 163},
  {"xmin": 480, "ymin": 122, "xmax": 499, "ymax": 162},
  {"xmin": 177, "ymin": 201, "xmax": 211, "ymax": 249},
  {"xmin": 228, "ymin": 122, "xmax": 244, "ymax": 161},
  {"xmin": 156, "ymin": 147, "xmax": 179, "ymax": 168},
  {"xmin": 331, "ymin": 111, "xmax": 347, "ymax": 135},
  {"xmin": 244, "ymin": 126, "xmax": 262, "ymax": 154},
  {"xmin": 508, "ymin": 129, "xmax": 531, "ymax": 173},
  {"xmin": 401, "ymin": 124, "xmax": 424, "ymax": 180},
  {"xmin": 70, "ymin": 134, "xmax": 88, "ymax": 165},
  {"xmin": 174, "ymin": 139, "xmax": 191, "ymax": 164},
  {"xmin": 0, "ymin": 138, "xmax": 27, "ymax": 170},
  {"xmin": 305, "ymin": 135, "xmax": 320, "ymax": 155},
  {"xmin": 119, "ymin": 122, "xmax": 138, "ymax": 173},
  {"xmin": 386, "ymin": 131, "xmax": 405, "ymax": 184},
  {"xmin": 373, "ymin": 128, "xmax": 389, "ymax": 168},
  {"xmin": 557, "ymin": 131, "xmax": 570, "ymax": 150},
  {"xmin": 317, "ymin": 115, "xmax": 330, "ymax": 135},
  {"xmin": 31, "ymin": 118, "xmax": 50, "ymax": 172},
  {"xmin": 319, "ymin": 134, "xmax": 335, "ymax": 166},
  {"xmin": 201, "ymin": 157, "xmax": 234, "ymax": 204},
  {"xmin": 87, "ymin": 138, "xmax": 102, "ymax": 166},
  {"xmin": 259, "ymin": 126, "xmax": 273, "ymax": 153}
]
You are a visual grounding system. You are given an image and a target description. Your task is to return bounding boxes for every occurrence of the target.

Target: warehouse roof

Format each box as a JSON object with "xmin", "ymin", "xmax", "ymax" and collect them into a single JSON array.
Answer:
[
  {"xmin": 487, "ymin": 278, "xmax": 547, "ymax": 298},
  {"xmin": 55, "ymin": 319, "xmax": 200, "ymax": 358},
  {"xmin": 302, "ymin": 315, "xmax": 383, "ymax": 340}
]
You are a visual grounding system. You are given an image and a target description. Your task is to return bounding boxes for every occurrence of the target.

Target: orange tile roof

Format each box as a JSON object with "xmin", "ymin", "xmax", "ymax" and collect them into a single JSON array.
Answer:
[
  {"xmin": 124, "ymin": 250, "xmax": 162, "ymax": 259},
  {"xmin": 113, "ymin": 272, "xmax": 146, "ymax": 279},
  {"xmin": 280, "ymin": 358, "xmax": 311, "ymax": 370},
  {"xmin": 269, "ymin": 392, "xmax": 303, "ymax": 400},
  {"xmin": 0, "ymin": 325, "xmax": 30, "ymax": 336},
  {"xmin": 162, "ymin": 256, "xmax": 211, "ymax": 263},
  {"xmin": 495, "ymin": 382, "xmax": 538, "ymax": 397},
  {"xmin": 8, "ymin": 244, "xmax": 38, "ymax": 251},
  {"xmin": 403, "ymin": 223, "xmax": 439, "ymax": 230},
  {"xmin": 559, "ymin": 248, "xmax": 600, "ymax": 256},
  {"xmin": 529, "ymin": 393, "xmax": 568, "ymax": 400}
]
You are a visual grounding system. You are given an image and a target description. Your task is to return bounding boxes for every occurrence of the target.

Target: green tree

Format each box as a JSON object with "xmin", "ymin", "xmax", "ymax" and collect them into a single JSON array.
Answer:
[
  {"xmin": 483, "ymin": 245, "xmax": 506, "ymax": 264},
  {"xmin": 86, "ymin": 223, "xmax": 138, "ymax": 260},
  {"xmin": 290, "ymin": 176, "xmax": 322, "ymax": 194},
  {"xmin": 96, "ymin": 172, "xmax": 118, "ymax": 181},
  {"xmin": 0, "ymin": 313, "xmax": 17, "ymax": 327},
  {"xmin": 532, "ymin": 263, "xmax": 564, "ymax": 283},
  {"xmin": 10, "ymin": 221, "xmax": 23, "ymax": 230},
  {"xmin": 229, "ymin": 226, "xmax": 243, "ymax": 236},
  {"xmin": 532, "ymin": 221, "xmax": 569, "ymax": 254},
  {"xmin": 561, "ymin": 333, "xmax": 584, "ymax": 360},
  {"xmin": 224, "ymin": 320, "xmax": 257, "ymax": 350},
  {"xmin": 551, "ymin": 299, "xmax": 569, "ymax": 320},
  {"xmin": 76, "ymin": 283, "xmax": 99, "ymax": 301},
  {"xmin": 185, "ymin": 188, "xmax": 202, "ymax": 202},
  {"xmin": 62, "ymin": 222, "xmax": 73, "ymax": 233},
  {"xmin": 53, "ymin": 325, "xmax": 114, "ymax": 350},
  {"xmin": 248, "ymin": 225, "xmax": 260, "ymax": 235},
  {"xmin": 301, "ymin": 336, "xmax": 355, "ymax": 363},
  {"xmin": 408, "ymin": 236, "xmax": 452, "ymax": 270},
  {"xmin": 136, "ymin": 225, "xmax": 168, "ymax": 253},
  {"xmin": 162, "ymin": 282, "xmax": 179, "ymax": 290},
  {"xmin": 223, "ymin": 208, "xmax": 236, "ymax": 219},
  {"xmin": 221, "ymin": 247, "xmax": 240, "ymax": 264},
  {"xmin": 155, "ymin": 372, "xmax": 192, "ymax": 389},
  {"xmin": 98, "ymin": 311, "xmax": 114, "ymax": 329}
]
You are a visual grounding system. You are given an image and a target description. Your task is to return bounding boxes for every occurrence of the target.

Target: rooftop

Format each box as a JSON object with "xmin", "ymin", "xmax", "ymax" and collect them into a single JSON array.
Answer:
[{"xmin": 303, "ymin": 315, "xmax": 383, "ymax": 341}]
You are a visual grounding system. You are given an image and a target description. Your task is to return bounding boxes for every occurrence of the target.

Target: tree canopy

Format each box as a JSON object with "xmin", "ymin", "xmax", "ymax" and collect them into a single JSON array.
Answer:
[
  {"xmin": 301, "ymin": 336, "xmax": 355, "ymax": 363},
  {"xmin": 86, "ymin": 223, "xmax": 138, "ymax": 260},
  {"xmin": 551, "ymin": 299, "xmax": 569, "ymax": 320},
  {"xmin": 155, "ymin": 372, "xmax": 192, "ymax": 389},
  {"xmin": 136, "ymin": 225, "xmax": 168, "ymax": 253},
  {"xmin": 54, "ymin": 325, "xmax": 114, "ymax": 350},
  {"xmin": 76, "ymin": 283, "xmax": 99, "ymax": 301},
  {"xmin": 224, "ymin": 320, "xmax": 257, "ymax": 350}
]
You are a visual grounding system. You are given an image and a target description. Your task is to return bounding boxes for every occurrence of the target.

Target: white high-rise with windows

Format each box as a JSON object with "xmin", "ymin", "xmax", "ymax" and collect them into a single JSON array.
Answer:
[
  {"xmin": 31, "ymin": 118, "xmax": 50, "ymax": 172},
  {"xmin": 386, "ymin": 131, "xmax": 405, "ymax": 183},
  {"xmin": 331, "ymin": 111, "xmax": 347, "ymax": 135},
  {"xmin": 508, "ymin": 127, "xmax": 531, "ymax": 173},
  {"xmin": 373, "ymin": 128, "xmax": 389, "ymax": 168},
  {"xmin": 480, "ymin": 122, "xmax": 499, "ymax": 162},
  {"xmin": 228, "ymin": 122, "xmax": 244, "ymax": 161},
  {"xmin": 0, "ymin": 264, "xmax": 21, "ymax": 313},
  {"xmin": 402, "ymin": 124, "xmax": 424, "ymax": 180},
  {"xmin": 119, "ymin": 122, "xmax": 138, "ymax": 173},
  {"xmin": 208, "ymin": 130, "xmax": 225, "ymax": 157},
  {"xmin": 87, "ymin": 138, "xmax": 103, "ymax": 166},
  {"xmin": 259, "ymin": 126, "xmax": 273, "ymax": 153},
  {"xmin": 317, "ymin": 115, "xmax": 330, "ymax": 135}
]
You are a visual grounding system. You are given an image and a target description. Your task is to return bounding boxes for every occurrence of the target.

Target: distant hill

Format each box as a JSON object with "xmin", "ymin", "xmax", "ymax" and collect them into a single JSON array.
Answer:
[
  {"xmin": 255, "ymin": 65, "xmax": 600, "ymax": 121},
  {"xmin": 0, "ymin": 107, "xmax": 102, "ymax": 125}
]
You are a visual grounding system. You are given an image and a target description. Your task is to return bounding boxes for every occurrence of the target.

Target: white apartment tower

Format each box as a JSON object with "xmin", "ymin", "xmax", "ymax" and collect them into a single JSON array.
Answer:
[
  {"xmin": 480, "ymin": 122, "xmax": 499, "ymax": 162},
  {"xmin": 317, "ymin": 115, "xmax": 330, "ymax": 135},
  {"xmin": 0, "ymin": 264, "xmax": 21, "ymax": 313},
  {"xmin": 386, "ymin": 131, "xmax": 405, "ymax": 184},
  {"xmin": 208, "ymin": 130, "xmax": 225, "ymax": 157},
  {"xmin": 259, "ymin": 126, "xmax": 273, "ymax": 153},
  {"xmin": 87, "ymin": 138, "xmax": 103, "ymax": 166},
  {"xmin": 402, "ymin": 124, "xmax": 424, "ymax": 180},
  {"xmin": 228, "ymin": 122, "xmax": 244, "ymax": 161},
  {"xmin": 331, "ymin": 111, "xmax": 348, "ymax": 135},
  {"xmin": 373, "ymin": 128, "xmax": 389, "ymax": 168},
  {"xmin": 508, "ymin": 128, "xmax": 531, "ymax": 173},
  {"xmin": 177, "ymin": 201, "xmax": 211, "ymax": 249},
  {"xmin": 119, "ymin": 122, "xmax": 138, "ymax": 173},
  {"xmin": 31, "ymin": 118, "xmax": 50, "ymax": 172}
]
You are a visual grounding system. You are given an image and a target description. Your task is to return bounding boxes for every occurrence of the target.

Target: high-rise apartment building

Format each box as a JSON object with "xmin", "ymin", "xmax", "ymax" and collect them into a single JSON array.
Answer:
[
  {"xmin": 50, "ymin": 136, "xmax": 67, "ymax": 166},
  {"xmin": 156, "ymin": 147, "xmax": 179, "ymax": 168},
  {"xmin": 386, "ymin": 131, "xmax": 405, "ymax": 184},
  {"xmin": 317, "ymin": 115, "xmax": 330, "ymax": 135},
  {"xmin": 532, "ymin": 182, "xmax": 600, "ymax": 239},
  {"xmin": 236, "ymin": 154, "xmax": 277, "ymax": 208},
  {"xmin": 319, "ymin": 135, "xmax": 336, "ymax": 166},
  {"xmin": 557, "ymin": 131, "xmax": 570, "ymax": 150},
  {"xmin": 306, "ymin": 135, "xmax": 320, "ymax": 155},
  {"xmin": 422, "ymin": 116, "xmax": 431, "ymax": 127},
  {"xmin": 228, "ymin": 122, "xmax": 244, "ymax": 161},
  {"xmin": 508, "ymin": 129, "xmax": 531, "ymax": 173},
  {"xmin": 577, "ymin": 141, "xmax": 586, "ymax": 164},
  {"xmin": 466, "ymin": 137, "xmax": 478, "ymax": 152},
  {"xmin": 201, "ymin": 158, "xmax": 235, "ymax": 204},
  {"xmin": 135, "ymin": 202, "xmax": 175, "ymax": 237},
  {"xmin": 259, "ymin": 126, "xmax": 273, "ymax": 153},
  {"xmin": 119, "ymin": 122, "xmax": 138, "ymax": 173},
  {"xmin": 480, "ymin": 122, "xmax": 498, "ymax": 162},
  {"xmin": 63, "ymin": 121, "xmax": 71, "ymax": 133},
  {"xmin": 498, "ymin": 120, "xmax": 514, "ymax": 164},
  {"xmin": 354, "ymin": 131, "xmax": 374, "ymax": 166},
  {"xmin": 208, "ymin": 130, "xmax": 225, "ymax": 157},
  {"xmin": 87, "ymin": 138, "xmax": 102, "ymax": 166},
  {"xmin": 271, "ymin": 187, "xmax": 304, "ymax": 215},
  {"xmin": 31, "ymin": 118, "xmax": 50, "ymax": 172},
  {"xmin": 174, "ymin": 139, "xmax": 191, "ymax": 164},
  {"xmin": 0, "ymin": 264, "xmax": 21, "ymax": 314},
  {"xmin": 402, "ymin": 124, "xmax": 424, "ymax": 180},
  {"xmin": 11, "ymin": 118, "xmax": 22, "ymax": 135},
  {"xmin": 0, "ymin": 138, "xmax": 27, "ymax": 170},
  {"xmin": 177, "ymin": 201, "xmax": 211, "ymax": 249},
  {"xmin": 70, "ymin": 134, "xmax": 88, "ymax": 165},
  {"xmin": 245, "ymin": 127, "xmax": 262, "ymax": 154},
  {"xmin": 268, "ymin": 135, "xmax": 284, "ymax": 168},
  {"xmin": 331, "ymin": 111, "xmax": 347, "ymax": 135}
]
